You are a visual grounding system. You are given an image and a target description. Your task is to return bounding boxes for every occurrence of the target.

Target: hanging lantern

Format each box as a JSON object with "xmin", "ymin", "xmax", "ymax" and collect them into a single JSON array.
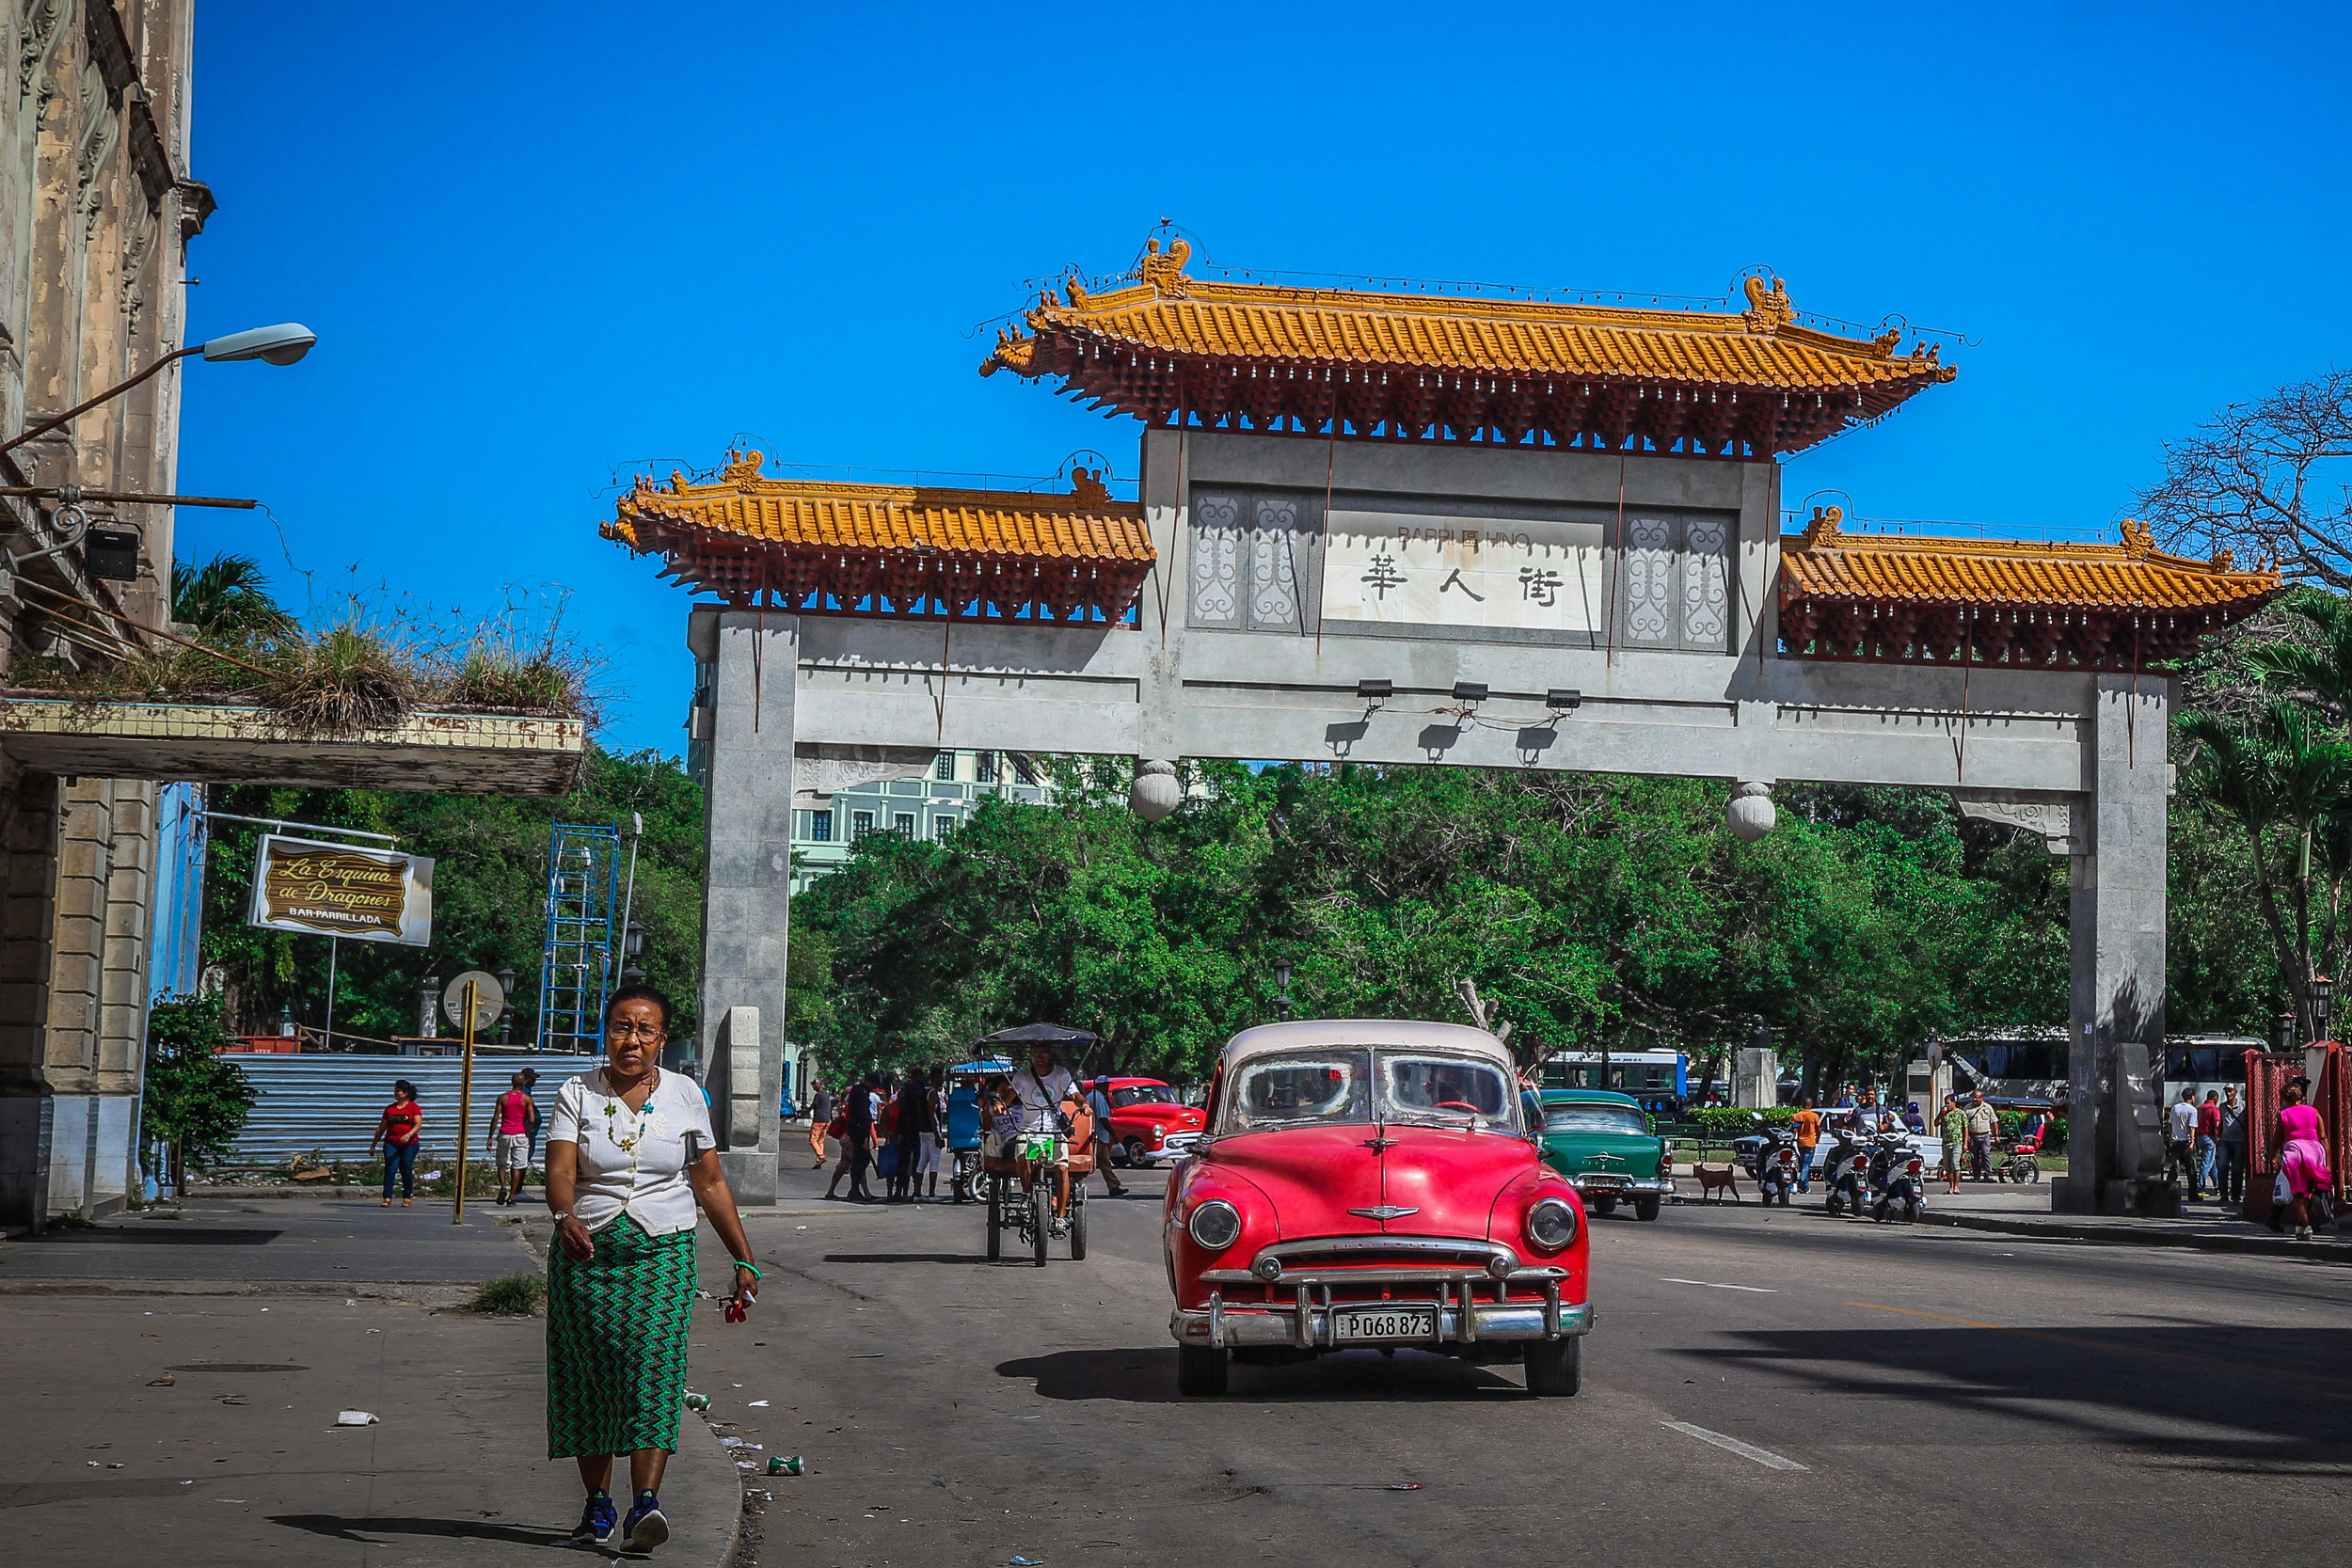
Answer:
[
  {"xmin": 1130, "ymin": 758, "xmax": 1183, "ymax": 822},
  {"xmin": 1726, "ymin": 781, "xmax": 1776, "ymax": 843}
]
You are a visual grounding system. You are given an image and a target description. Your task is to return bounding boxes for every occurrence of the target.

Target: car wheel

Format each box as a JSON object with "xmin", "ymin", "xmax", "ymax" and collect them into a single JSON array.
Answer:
[
  {"xmin": 985, "ymin": 1180, "xmax": 1002, "ymax": 1260},
  {"xmin": 1524, "ymin": 1337, "xmax": 1582, "ymax": 1397},
  {"xmin": 1071, "ymin": 1197, "xmax": 1089, "ymax": 1260},
  {"xmin": 1031, "ymin": 1186, "xmax": 1053, "ymax": 1269},
  {"xmin": 1176, "ymin": 1344, "xmax": 1229, "ymax": 1397},
  {"xmin": 1634, "ymin": 1196, "xmax": 1661, "ymax": 1222},
  {"xmin": 1125, "ymin": 1138, "xmax": 1150, "ymax": 1168},
  {"xmin": 1593, "ymin": 1196, "xmax": 1619, "ymax": 1216}
]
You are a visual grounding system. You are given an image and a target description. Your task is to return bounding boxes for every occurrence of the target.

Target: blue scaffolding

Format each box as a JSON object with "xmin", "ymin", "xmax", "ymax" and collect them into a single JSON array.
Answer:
[{"xmin": 536, "ymin": 822, "xmax": 621, "ymax": 1054}]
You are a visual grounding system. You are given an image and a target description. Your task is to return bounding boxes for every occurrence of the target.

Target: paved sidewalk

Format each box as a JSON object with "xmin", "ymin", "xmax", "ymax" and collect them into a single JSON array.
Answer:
[
  {"xmin": 0, "ymin": 1218, "xmax": 745, "ymax": 1565},
  {"xmin": 1915, "ymin": 1179, "xmax": 2352, "ymax": 1259}
]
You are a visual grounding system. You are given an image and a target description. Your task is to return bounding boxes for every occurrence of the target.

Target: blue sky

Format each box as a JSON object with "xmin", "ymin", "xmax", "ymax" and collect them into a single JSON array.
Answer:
[{"xmin": 175, "ymin": 2, "xmax": 2352, "ymax": 755}]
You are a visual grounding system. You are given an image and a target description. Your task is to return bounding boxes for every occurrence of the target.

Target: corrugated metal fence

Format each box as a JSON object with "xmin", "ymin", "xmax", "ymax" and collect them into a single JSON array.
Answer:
[{"xmin": 222, "ymin": 1053, "xmax": 603, "ymax": 1167}]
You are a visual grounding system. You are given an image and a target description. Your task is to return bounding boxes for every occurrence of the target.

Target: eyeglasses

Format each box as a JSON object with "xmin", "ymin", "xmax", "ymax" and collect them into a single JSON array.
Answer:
[{"xmin": 609, "ymin": 1022, "xmax": 666, "ymax": 1042}]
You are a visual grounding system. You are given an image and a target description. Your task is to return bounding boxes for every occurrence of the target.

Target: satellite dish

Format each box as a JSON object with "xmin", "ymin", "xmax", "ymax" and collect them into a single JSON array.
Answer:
[{"xmin": 441, "ymin": 970, "xmax": 505, "ymax": 1032}]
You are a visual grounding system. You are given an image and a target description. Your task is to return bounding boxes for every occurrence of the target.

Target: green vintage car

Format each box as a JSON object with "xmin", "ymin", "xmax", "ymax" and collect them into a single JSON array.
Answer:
[{"xmin": 1537, "ymin": 1089, "xmax": 1673, "ymax": 1221}]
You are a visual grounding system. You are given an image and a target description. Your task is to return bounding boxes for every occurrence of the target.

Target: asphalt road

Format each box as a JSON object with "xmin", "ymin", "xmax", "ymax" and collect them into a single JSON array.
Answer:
[{"xmin": 691, "ymin": 1159, "xmax": 2352, "ymax": 1568}]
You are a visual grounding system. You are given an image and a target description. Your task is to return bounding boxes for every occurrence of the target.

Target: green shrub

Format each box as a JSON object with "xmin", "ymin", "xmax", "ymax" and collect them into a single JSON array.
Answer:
[
  {"xmin": 469, "ymin": 1274, "xmax": 546, "ymax": 1317},
  {"xmin": 1688, "ymin": 1106, "xmax": 1795, "ymax": 1140}
]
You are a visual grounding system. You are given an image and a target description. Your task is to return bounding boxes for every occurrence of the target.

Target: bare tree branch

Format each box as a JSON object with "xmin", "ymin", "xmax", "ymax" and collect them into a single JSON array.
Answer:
[{"xmin": 2138, "ymin": 370, "xmax": 2352, "ymax": 590}]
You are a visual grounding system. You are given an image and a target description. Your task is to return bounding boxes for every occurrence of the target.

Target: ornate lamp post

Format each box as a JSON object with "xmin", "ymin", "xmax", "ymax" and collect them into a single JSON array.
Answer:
[
  {"xmin": 621, "ymin": 920, "xmax": 647, "ymax": 987},
  {"xmin": 1272, "ymin": 957, "xmax": 1294, "ymax": 1022},
  {"xmin": 2312, "ymin": 974, "xmax": 2336, "ymax": 1043}
]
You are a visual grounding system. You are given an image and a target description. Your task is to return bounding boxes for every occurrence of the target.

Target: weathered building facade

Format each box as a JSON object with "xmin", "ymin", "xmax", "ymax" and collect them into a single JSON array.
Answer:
[{"xmin": 0, "ymin": 2, "xmax": 207, "ymax": 1224}]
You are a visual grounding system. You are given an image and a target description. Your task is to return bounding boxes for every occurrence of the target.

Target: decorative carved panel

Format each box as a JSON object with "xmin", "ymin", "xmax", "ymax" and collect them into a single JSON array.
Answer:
[
  {"xmin": 1189, "ymin": 492, "xmax": 1242, "ymax": 626},
  {"xmin": 1622, "ymin": 515, "xmax": 1676, "ymax": 645},
  {"xmin": 1248, "ymin": 496, "xmax": 1301, "ymax": 630},
  {"xmin": 1682, "ymin": 515, "xmax": 1729, "ymax": 650}
]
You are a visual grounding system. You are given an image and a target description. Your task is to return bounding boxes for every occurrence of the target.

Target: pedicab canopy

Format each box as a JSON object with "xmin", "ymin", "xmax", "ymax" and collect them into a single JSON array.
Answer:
[
  {"xmin": 977, "ymin": 1022, "xmax": 1100, "ymax": 1050},
  {"xmin": 949, "ymin": 1058, "xmax": 1014, "ymax": 1077}
]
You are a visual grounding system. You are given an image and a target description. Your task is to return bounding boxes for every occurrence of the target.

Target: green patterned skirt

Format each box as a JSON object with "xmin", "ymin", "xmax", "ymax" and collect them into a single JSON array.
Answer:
[{"xmin": 546, "ymin": 1213, "xmax": 696, "ymax": 1458}]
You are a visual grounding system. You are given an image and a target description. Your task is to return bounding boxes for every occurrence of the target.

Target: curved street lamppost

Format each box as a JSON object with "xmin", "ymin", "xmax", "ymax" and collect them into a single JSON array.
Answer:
[{"xmin": 0, "ymin": 322, "xmax": 317, "ymax": 458}]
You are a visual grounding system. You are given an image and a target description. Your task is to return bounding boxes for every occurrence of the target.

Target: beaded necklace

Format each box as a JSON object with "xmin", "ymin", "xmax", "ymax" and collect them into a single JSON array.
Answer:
[{"xmin": 598, "ymin": 1068, "xmax": 663, "ymax": 1158}]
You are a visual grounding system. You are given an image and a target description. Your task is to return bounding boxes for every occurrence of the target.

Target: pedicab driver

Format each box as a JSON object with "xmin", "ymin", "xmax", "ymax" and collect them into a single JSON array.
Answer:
[{"xmin": 1009, "ymin": 1041, "xmax": 1079, "ymax": 1221}]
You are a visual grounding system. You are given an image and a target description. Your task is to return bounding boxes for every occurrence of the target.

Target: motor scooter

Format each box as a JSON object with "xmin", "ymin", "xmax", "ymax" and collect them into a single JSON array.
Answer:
[
  {"xmin": 1867, "ymin": 1132, "xmax": 1927, "ymax": 1223},
  {"xmin": 1743, "ymin": 1117, "xmax": 1799, "ymax": 1207},
  {"xmin": 1822, "ymin": 1130, "xmax": 1872, "ymax": 1217}
]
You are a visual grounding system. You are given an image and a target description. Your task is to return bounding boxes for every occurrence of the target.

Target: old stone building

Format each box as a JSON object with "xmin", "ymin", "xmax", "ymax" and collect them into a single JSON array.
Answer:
[{"xmin": 0, "ymin": 2, "xmax": 208, "ymax": 1224}]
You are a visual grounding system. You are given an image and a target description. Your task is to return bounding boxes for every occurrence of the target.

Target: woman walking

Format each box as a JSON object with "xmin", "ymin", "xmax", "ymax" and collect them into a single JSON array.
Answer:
[
  {"xmin": 543, "ymin": 985, "xmax": 760, "ymax": 1552},
  {"xmin": 367, "ymin": 1080, "xmax": 423, "ymax": 1208},
  {"xmin": 2274, "ymin": 1080, "xmax": 2334, "ymax": 1243}
]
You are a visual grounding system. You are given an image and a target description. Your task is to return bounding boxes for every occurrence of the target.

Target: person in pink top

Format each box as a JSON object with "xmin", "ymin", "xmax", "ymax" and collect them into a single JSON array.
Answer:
[
  {"xmin": 489, "ymin": 1071, "xmax": 539, "ymax": 1208},
  {"xmin": 2275, "ymin": 1081, "xmax": 2333, "ymax": 1243}
]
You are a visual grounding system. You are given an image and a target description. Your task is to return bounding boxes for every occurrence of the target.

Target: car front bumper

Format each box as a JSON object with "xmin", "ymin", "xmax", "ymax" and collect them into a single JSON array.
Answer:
[
  {"xmin": 1172, "ymin": 1289, "xmax": 1593, "ymax": 1350},
  {"xmin": 1568, "ymin": 1174, "xmax": 1674, "ymax": 1198}
]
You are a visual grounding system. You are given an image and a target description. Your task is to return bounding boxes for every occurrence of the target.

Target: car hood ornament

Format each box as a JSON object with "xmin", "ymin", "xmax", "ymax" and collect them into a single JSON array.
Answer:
[{"xmin": 1346, "ymin": 1204, "xmax": 1421, "ymax": 1221}]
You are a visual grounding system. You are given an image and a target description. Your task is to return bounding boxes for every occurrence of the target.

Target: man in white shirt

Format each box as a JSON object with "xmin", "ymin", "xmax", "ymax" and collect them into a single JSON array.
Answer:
[
  {"xmin": 1009, "ymin": 1041, "xmax": 1079, "ymax": 1225},
  {"xmin": 2167, "ymin": 1089, "xmax": 2202, "ymax": 1196}
]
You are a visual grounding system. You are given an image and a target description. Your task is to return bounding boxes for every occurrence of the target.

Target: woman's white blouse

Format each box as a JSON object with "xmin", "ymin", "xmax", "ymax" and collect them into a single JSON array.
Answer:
[{"xmin": 548, "ymin": 1068, "xmax": 714, "ymax": 1235}]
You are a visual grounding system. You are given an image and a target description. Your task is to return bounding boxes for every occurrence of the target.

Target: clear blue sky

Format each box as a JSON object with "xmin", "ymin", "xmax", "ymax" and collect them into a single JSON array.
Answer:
[{"xmin": 175, "ymin": 2, "xmax": 2352, "ymax": 756}]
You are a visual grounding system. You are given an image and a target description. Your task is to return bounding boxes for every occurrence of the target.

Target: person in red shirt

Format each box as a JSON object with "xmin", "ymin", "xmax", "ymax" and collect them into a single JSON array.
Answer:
[
  {"xmin": 489, "ymin": 1071, "xmax": 538, "ymax": 1207},
  {"xmin": 369, "ymin": 1080, "xmax": 423, "ymax": 1208},
  {"xmin": 2195, "ymin": 1090, "xmax": 2224, "ymax": 1205},
  {"xmin": 1789, "ymin": 1096, "xmax": 1823, "ymax": 1193}
]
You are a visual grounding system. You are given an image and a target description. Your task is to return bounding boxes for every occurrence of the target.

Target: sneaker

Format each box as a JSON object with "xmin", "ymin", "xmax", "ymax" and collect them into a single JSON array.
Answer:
[
  {"xmin": 2296, "ymin": 1227, "xmax": 2315, "ymax": 1242},
  {"xmin": 622, "ymin": 1491, "xmax": 669, "ymax": 1552},
  {"xmin": 570, "ymin": 1490, "xmax": 618, "ymax": 1544}
]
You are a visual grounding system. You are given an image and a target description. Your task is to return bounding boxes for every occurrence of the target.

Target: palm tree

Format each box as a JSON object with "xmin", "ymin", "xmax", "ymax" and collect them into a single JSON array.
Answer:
[
  {"xmin": 2246, "ymin": 589, "xmax": 2352, "ymax": 723},
  {"xmin": 170, "ymin": 552, "xmax": 297, "ymax": 641}
]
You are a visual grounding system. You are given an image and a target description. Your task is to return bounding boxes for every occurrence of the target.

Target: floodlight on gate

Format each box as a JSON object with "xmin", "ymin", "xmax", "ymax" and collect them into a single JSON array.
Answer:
[
  {"xmin": 1452, "ymin": 681, "xmax": 1488, "ymax": 705},
  {"xmin": 1356, "ymin": 678, "xmax": 1393, "ymax": 701},
  {"xmin": 1546, "ymin": 689, "xmax": 1583, "ymax": 711}
]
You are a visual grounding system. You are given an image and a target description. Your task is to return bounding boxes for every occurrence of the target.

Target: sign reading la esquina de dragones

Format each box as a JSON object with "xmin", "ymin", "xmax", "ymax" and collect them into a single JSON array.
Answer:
[{"xmin": 246, "ymin": 833, "xmax": 434, "ymax": 947}]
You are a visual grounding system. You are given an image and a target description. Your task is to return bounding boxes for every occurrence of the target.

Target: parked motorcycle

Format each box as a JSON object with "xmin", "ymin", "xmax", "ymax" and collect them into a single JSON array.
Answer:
[
  {"xmin": 1742, "ymin": 1117, "xmax": 1799, "ymax": 1207},
  {"xmin": 1822, "ymin": 1132, "xmax": 1872, "ymax": 1217},
  {"xmin": 1867, "ymin": 1133, "xmax": 1927, "ymax": 1223}
]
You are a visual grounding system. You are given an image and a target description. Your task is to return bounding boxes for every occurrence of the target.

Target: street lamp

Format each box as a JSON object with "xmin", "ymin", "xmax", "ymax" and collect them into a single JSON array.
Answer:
[
  {"xmin": 2313, "ymin": 974, "xmax": 2336, "ymax": 1042},
  {"xmin": 1272, "ymin": 956, "xmax": 1294, "ymax": 1022},
  {"xmin": 621, "ymin": 920, "xmax": 646, "ymax": 986},
  {"xmin": 0, "ymin": 323, "xmax": 316, "ymax": 458},
  {"xmin": 496, "ymin": 966, "xmax": 517, "ymax": 1044}
]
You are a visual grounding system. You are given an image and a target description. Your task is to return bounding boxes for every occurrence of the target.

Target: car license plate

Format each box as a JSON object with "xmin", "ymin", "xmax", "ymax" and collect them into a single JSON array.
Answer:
[
  {"xmin": 1579, "ymin": 1174, "xmax": 1629, "ymax": 1190},
  {"xmin": 1332, "ymin": 1307, "xmax": 1437, "ymax": 1341}
]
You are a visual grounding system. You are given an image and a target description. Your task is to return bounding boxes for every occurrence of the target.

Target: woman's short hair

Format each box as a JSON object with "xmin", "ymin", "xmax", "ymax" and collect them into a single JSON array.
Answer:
[
  {"xmin": 604, "ymin": 983, "xmax": 674, "ymax": 1033},
  {"xmin": 2284, "ymin": 1081, "xmax": 2307, "ymax": 1105},
  {"xmin": 393, "ymin": 1079, "xmax": 418, "ymax": 1099}
]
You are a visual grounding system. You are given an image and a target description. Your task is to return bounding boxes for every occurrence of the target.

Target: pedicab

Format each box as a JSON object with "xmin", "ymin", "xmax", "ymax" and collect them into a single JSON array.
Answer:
[
  {"xmin": 945, "ymin": 1056, "xmax": 1009, "ymax": 1204},
  {"xmin": 973, "ymin": 1022, "xmax": 1100, "ymax": 1267}
]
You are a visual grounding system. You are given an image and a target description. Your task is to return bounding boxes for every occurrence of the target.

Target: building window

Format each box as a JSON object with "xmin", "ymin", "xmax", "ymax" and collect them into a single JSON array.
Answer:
[
  {"xmin": 934, "ymin": 814, "xmax": 958, "ymax": 840},
  {"xmin": 894, "ymin": 813, "xmax": 916, "ymax": 835},
  {"xmin": 1010, "ymin": 753, "xmax": 1038, "ymax": 785},
  {"xmin": 976, "ymin": 751, "xmax": 997, "ymax": 784},
  {"xmin": 851, "ymin": 810, "xmax": 874, "ymax": 839},
  {"xmin": 935, "ymin": 751, "xmax": 956, "ymax": 781},
  {"xmin": 809, "ymin": 810, "xmax": 833, "ymax": 843}
]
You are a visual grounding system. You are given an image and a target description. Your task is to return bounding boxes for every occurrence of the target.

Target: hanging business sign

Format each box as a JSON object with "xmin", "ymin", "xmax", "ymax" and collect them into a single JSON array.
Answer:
[{"xmin": 246, "ymin": 834, "xmax": 434, "ymax": 946}]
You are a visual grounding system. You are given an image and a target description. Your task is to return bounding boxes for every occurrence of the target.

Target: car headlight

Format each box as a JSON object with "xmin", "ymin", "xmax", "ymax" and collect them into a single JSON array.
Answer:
[
  {"xmin": 1188, "ymin": 1198, "xmax": 1242, "ymax": 1252},
  {"xmin": 1525, "ymin": 1196, "xmax": 1579, "ymax": 1252}
]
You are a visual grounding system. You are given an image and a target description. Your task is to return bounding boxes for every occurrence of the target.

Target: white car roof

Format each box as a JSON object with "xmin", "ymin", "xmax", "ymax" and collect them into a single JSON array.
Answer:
[{"xmin": 1217, "ymin": 1019, "xmax": 1515, "ymax": 1073}]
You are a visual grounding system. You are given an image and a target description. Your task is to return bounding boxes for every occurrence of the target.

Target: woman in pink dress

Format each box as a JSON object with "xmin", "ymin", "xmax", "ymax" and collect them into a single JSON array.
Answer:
[{"xmin": 2276, "ymin": 1081, "xmax": 2333, "ymax": 1242}]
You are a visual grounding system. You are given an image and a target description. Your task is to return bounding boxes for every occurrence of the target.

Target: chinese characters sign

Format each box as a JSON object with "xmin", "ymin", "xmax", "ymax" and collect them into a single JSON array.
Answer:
[
  {"xmin": 246, "ymin": 834, "xmax": 435, "ymax": 946},
  {"xmin": 1321, "ymin": 512, "xmax": 1607, "ymax": 634}
]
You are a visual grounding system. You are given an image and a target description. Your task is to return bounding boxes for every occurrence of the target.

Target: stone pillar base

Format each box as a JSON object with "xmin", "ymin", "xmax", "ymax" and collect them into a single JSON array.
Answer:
[{"xmin": 719, "ymin": 1148, "xmax": 777, "ymax": 1206}]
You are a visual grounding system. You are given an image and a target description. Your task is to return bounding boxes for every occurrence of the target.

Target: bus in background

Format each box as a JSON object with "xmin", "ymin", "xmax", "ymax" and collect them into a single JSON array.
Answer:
[
  {"xmin": 1938, "ymin": 1028, "xmax": 2264, "ymax": 1109},
  {"xmin": 1538, "ymin": 1050, "xmax": 1688, "ymax": 1119}
]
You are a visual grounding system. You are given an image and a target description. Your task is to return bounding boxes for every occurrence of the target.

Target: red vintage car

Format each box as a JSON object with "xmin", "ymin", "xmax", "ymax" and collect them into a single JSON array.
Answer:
[
  {"xmin": 1100, "ymin": 1077, "xmax": 1206, "ymax": 1167},
  {"xmin": 1163, "ymin": 1020, "xmax": 1591, "ymax": 1397}
]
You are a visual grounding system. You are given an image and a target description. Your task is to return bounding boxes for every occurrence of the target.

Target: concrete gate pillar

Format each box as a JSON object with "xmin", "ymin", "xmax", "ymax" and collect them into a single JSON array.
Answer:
[
  {"xmin": 689, "ymin": 608, "xmax": 796, "ymax": 1205},
  {"xmin": 2054, "ymin": 673, "xmax": 2169, "ymax": 1214}
]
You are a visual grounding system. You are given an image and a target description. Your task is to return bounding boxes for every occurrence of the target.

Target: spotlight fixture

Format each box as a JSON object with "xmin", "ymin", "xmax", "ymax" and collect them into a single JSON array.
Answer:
[
  {"xmin": 1356, "ymin": 678, "xmax": 1393, "ymax": 701},
  {"xmin": 1452, "ymin": 681, "xmax": 1488, "ymax": 704},
  {"xmin": 1546, "ymin": 689, "xmax": 1583, "ymax": 710}
]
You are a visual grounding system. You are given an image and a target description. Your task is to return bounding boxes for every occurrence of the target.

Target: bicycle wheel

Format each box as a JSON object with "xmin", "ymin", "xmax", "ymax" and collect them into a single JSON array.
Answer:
[{"xmin": 1031, "ymin": 1184, "xmax": 1053, "ymax": 1268}]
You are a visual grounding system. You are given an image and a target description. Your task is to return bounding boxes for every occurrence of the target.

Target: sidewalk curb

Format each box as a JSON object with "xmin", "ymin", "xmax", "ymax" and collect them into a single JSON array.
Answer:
[
  {"xmin": 1925, "ymin": 1209, "xmax": 2352, "ymax": 1262},
  {"xmin": 0, "ymin": 1278, "xmax": 483, "ymax": 1302}
]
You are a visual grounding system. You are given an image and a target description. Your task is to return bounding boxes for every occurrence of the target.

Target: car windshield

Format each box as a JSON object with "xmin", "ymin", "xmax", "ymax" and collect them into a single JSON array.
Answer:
[
  {"xmin": 1543, "ymin": 1107, "xmax": 1649, "ymax": 1136},
  {"xmin": 1111, "ymin": 1084, "xmax": 1171, "ymax": 1108},
  {"xmin": 1223, "ymin": 1052, "xmax": 1373, "ymax": 1132},
  {"xmin": 1216, "ymin": 1049, "xmax": 1522, "ymax": 1134}
]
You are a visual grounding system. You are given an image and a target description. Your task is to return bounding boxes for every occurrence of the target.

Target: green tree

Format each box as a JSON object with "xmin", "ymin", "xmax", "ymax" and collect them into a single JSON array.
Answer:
[
  {"xmin": 170, "ymin": 552, "xmax": 299, "ymax": 641},
  {"xmin": 141, "ymin": 992, "xmax": 260, "ymax": 1184}
]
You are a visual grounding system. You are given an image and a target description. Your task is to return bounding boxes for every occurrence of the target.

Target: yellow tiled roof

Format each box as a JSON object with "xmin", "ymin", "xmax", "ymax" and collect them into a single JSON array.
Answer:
[
  {"xmin": 989, "ymin": 274, "xmax": 1952, "ymax": 394},
  {"xmin": 1781, "ymin": 510, "xmax": 2281, "ymax": 611},
  {"xmin": 602, "ymin": 451, "xmax": 1152, "ymax": 563}
]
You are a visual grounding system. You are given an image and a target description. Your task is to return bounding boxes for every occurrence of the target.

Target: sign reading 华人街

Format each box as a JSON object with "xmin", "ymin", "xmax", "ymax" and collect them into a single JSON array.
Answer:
[
  {"xmin": 246, "ymin": 834, "xmax": 434, "ymax": 946},
  {"xmin": 1320, "ymin": 512, "xmax": 1607, "ymax": 634}
]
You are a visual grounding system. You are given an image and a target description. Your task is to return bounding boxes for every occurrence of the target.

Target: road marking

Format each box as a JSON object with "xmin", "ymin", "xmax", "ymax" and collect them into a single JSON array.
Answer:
[
  {"xmin": 1662, "ymin": 1421, "xmax": 1807, "ymax": 1471},
  {"xmin": 1660, "ymin": 1277, "xmax": 1775, "ymax": 1292}
]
